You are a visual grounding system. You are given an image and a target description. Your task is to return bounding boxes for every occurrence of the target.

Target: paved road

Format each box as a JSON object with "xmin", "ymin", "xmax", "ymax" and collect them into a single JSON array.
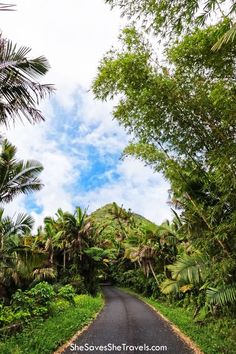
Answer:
[{"xmin": 62, "ymin": 286, "xmax": 195, "ymax": 354}]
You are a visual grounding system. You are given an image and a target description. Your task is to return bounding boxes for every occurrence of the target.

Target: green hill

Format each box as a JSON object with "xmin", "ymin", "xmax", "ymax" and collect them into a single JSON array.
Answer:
[{"xmin": 89, "ymin": 202, "xmax": 158, "ymax": 246}]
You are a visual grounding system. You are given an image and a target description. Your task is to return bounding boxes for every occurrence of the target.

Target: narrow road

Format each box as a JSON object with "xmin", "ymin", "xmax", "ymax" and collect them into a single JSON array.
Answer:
[{"xmin": 62, "ymin": 286, "xmax": 195, "ymax": 354}]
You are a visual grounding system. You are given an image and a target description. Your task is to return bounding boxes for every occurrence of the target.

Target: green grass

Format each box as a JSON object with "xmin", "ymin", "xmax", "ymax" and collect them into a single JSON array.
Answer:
[
  {"xmin": 0, "ymin": 294, "xmax": 104, "ymax": 354},
  {"xmin": 121, "ymin": 288, "xmax": 236, "ymax": 354}
]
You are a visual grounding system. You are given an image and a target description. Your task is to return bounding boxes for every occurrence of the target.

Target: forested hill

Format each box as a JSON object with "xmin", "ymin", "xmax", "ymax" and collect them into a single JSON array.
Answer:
[{"xmin": 89, "ymin": 202, "xmax": 159, "ymax": 243}]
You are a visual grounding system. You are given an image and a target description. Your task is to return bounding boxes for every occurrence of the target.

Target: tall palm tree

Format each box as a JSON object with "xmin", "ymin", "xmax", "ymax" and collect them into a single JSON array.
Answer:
[
  {"xmin": 124, "ymin": 227, "xmax": 161, "ymax": 285},
  {"xmin": 0, "ymin": 139, "xmax": 43, "ymax": 203},
  {"xmin": 0, "ymin": 34, "xmax": 53, "ymax": 126},
  {"xmin": 57, "ymin": 207, "xmax": 91, "ymax": 269}
]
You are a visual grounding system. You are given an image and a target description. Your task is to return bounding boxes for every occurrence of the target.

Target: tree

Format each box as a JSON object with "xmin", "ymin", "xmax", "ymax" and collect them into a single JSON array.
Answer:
[
  {"xmin": 92, "ymin": 23, "xmax": 236, "ymax": 247},
  {"xmin": 42, "ymin": 207, "xmax": 101, "ymax": 295},
  {"xmin": 93, "ymin": 20, "xmax": 236, "ymax": 310},
  {"xmin": 0, "ymin": 139, "xmax": 43, "ymax": 203}
]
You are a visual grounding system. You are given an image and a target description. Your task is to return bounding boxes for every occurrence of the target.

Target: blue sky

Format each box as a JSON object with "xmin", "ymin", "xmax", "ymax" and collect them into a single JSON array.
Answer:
[{"xmin": 1, "ymin": 0, "xmax": 172, "ymax": 228}]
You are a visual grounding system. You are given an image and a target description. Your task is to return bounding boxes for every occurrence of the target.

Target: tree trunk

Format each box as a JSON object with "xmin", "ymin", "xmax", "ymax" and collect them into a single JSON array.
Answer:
[
  {"xmin": 148, "ymin": 261, "xmax": 159, "ymax": 286},
  {"xmin": 63, "ymin": 249, "xmax": 66, "ymax": 270}
]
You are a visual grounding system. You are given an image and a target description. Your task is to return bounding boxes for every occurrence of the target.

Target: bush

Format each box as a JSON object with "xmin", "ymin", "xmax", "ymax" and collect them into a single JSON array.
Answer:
[
  {"xmin": 57, "ymin": 285, "xmax": 75, "ymax": 305},
  {"xmin": 12, "ymin": 282, "xmax": 55, "ymax": 310},
  {"xmin": 0, "ymin": 305, "xmax": 15, "ymax": 327},
  {"xmin": 0, "ymin": 282, "xmax": 56, "ymax": 329},
  {"xmin": 11, "ymin": 290, "xmax": 35, "ymax": 312},
  {"xmin": 28, "ymin": 282, "xmax": 55, "ymax": 306},
  {"xmin": 0, "ymin": 281, "xmax": 83, "ymax": 331}
]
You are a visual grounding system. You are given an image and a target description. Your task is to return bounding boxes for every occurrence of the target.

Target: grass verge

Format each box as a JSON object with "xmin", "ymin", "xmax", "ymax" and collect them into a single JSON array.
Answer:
[
  {"xmin": 121, "ymin": 288, "xmax": 236, "ymax": 354},
  {"xmin": 0, "ymin": 294, "xmax": 104, "ymax": 354}
]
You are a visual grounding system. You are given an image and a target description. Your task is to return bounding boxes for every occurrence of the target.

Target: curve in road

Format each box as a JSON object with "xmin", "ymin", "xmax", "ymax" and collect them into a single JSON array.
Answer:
[{"xmin": 62, "ymin": 286, "xmax": 196, "ymax": 354}]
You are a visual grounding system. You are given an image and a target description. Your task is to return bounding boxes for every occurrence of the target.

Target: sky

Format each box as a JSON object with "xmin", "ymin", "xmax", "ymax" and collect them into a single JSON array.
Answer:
[{"xmin": 0, "ymin": 0, "xmax": 172, "ymax": 229}]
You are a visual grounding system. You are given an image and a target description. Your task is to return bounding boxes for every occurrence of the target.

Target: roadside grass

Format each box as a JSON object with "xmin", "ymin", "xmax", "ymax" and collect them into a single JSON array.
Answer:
[
  {"xmin": 0, "ymin": 294, "xmax": 104, "ymax": 354},
  {"xmin": 121, "ymin": 288, "xmax": 236, "ymax": 354}
]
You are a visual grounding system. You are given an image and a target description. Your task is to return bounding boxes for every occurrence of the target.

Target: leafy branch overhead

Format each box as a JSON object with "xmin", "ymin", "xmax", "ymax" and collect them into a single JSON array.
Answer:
[{"xmin": 105, "ymin": 0, "xmax": 236, "ymax": 48}]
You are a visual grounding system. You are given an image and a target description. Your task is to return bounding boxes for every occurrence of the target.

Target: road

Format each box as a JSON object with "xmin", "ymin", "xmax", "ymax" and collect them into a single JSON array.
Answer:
[{"xmin": 62, "ymin": 286, "xmax": 195, "ymax": 354}]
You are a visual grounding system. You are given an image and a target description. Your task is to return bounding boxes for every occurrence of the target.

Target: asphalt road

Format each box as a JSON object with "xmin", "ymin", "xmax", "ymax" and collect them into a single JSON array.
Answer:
[{"xmin": 62, "ymin": 286, "xmax": 195, "ymax": 354}]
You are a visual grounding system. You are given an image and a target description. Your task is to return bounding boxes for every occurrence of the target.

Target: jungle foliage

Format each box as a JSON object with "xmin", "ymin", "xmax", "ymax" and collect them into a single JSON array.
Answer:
[{"xmin": 91, "ymin": 0, "xmax": 236, "ymax": 322}]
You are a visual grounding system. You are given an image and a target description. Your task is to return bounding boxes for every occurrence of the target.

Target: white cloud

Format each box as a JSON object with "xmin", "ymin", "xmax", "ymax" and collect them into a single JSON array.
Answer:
[
  {"xmin": 72, "ymin": 89, "xmax": 128, "ymax": 154},
  {"xmin": 76, "ymin": 157, "xmax": 172, "ymax": 225}
]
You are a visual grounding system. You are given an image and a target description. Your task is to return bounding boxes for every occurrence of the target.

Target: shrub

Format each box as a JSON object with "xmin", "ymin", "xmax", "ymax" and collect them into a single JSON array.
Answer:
[
  {"xmin": 28, "ymin": 282, "xmax": 55, "ymax": 306},
  {"xmin": 11, "ymin": 290, "xmax": 35, "ymax": 312},
  {"xmin": 0, "ymin": 305, "xmax": 15, "ymax": 327},
  {"xmin": 58, "ymin": 285, "xmax": 75, "ymax": 305},
  {"xmin": 0, "ymin": 282, "xmax": 79, "ymax": 331}
]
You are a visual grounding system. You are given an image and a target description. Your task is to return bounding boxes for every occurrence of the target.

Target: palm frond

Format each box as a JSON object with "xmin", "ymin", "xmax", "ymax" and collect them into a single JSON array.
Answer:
[
  {"xmin": 160, "ymin": 278, "xmax": 184, "ymax": 294},
  {"xmin": 206, "ymin": 285, "xmax": 236, "ymax": 306},
  {"xmin": 212, "ymin": 22, "xmax": 236, "ymax": 51},
  {"xmin": 0, "ymin": 139, "xmax": 43, "ymax": 202},
  {"xmin": 0, "ymin": 34, "xmax": 54, "ymax": 125},
  {"xmin": 167, "ymin": 253, "xmax": 207, "ymax": 284},
  {"xmin": 32, "ymin": 267, "xmax": 57, "ymax": 281},
  {"xmin": 14, "ymin": 213, "xmax": 34, "ymax": 232}
]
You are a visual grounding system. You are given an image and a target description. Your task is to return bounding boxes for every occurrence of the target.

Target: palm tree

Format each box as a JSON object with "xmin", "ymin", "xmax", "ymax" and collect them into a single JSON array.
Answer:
[
  {"xmin": 0, "ymin": 34, "xmax": 53, "ymax": 126},
  {"xmin": 43, "ymin": 218, "xmax": 60, "ymax": 266},
  {"xmin": 124, "ymin": 226, "xmax": 161, "ymax": 286},
  {"xmin": 42, "ymin": 207, "xmax": 90, "ymax": 273},
  {"xmin": 0, "ymin": 139, "xmax": 43, "ymax": 203},
  {"xmin": 0, "ymin": 206, "xmax": 34, "ymax": 248}
]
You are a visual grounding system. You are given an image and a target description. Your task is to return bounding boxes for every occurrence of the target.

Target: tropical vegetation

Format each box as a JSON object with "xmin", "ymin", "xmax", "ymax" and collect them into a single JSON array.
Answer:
[{"xmin": 0, "ymin": 0, "xmax": 236, "ymax": 353}]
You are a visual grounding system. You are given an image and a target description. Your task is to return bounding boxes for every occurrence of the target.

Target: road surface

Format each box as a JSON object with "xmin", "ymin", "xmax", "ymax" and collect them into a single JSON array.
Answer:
[{"xmin": 62, "ymin": 286, "xmax": 195, "ymax": 354}]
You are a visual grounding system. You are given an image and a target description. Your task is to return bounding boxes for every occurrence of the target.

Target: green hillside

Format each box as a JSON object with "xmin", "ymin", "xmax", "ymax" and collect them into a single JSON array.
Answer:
[{"xmin": 89, "ymin": 202, "xmax": 158, "ymax": 245}]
